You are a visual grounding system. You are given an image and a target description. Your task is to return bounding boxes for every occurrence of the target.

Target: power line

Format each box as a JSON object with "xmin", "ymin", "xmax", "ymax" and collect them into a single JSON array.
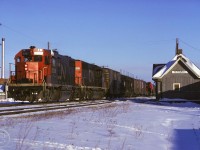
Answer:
[
  {"xmin": 179, "ymin": 39, "xmax": 200, "ymax": 51},
  {"xmin": 0, "ymin": 23, "xmax": 45, "ymax": 45},
  {"xmin": 144, "ymin": 39, "xmax": 175, "ymax": 44}
]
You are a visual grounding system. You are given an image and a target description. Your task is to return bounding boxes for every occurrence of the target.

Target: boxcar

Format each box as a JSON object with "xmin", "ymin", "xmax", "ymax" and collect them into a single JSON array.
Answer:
[
  {"xmin": 102, "ymin": 67, "xmax": 121, "ymax": 98},
  {"xmin": 121, "ymin": 75, "xmax": 135, "ymax": 97}
]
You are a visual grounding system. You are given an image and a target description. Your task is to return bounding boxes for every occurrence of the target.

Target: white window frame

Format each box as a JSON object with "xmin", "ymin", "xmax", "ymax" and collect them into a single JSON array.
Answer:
[{"xmin": 173, "ymin": 83, "xmax": 180, "ymax": 91}]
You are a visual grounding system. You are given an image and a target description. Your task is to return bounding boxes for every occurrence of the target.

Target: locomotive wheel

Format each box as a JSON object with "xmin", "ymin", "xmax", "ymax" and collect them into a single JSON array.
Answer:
[
  {"xmin": 88, "ymin": 90, "xmax": 93, "ymax": 100},
  {"xmin": 79, "ymin": 91, "xmax": 84, "ymax": 101},
  {"xmin": 69, "ymin": 89, "xmax": 75, "ymax": 101},
  {"xmin": 49, "ymin": 88, "xmax": 61, "ymax": 102},
  {"xmin": 37, "ymin": 89, "xmax": 50, "ymax": 102},
  {"xmin": 79, "ymin": 87, "xmax": 85, "ymax": 101},
  {"xmin": 38, "ymin": 91, "xmax": 48, "ymax": 102},
  {"xmin": 26, "ymin": 96, "xmax": 34, "ymax": 103},
  {"xmin": 46, "ymin": 89, "xmax": 53, "ymax": 102},
  {"xmin": 41, "ymin": 88, "xmax": 60, "ymax": 102}
]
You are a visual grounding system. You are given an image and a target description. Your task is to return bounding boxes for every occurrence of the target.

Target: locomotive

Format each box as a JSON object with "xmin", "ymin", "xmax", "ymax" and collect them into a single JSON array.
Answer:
[{"xmin": 8, "ymin": 46, "xmax": 147, "ymax": 102}]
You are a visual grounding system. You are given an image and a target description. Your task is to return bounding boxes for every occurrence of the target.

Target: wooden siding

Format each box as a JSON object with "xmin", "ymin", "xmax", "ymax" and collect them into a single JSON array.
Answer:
[{"xmin": 159, "ymin": 61, "xmax": 200, "ymax": 100}]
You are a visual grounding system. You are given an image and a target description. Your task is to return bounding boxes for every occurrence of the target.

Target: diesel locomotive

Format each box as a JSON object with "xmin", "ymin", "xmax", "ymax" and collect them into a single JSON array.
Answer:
[{"xmin": 8, "ymin": 46, "xmax": 147, "ymax": 102}]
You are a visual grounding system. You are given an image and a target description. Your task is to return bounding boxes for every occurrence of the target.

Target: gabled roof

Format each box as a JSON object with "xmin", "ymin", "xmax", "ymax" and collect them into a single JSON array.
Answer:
[
  {"xmin": 152, "ymin": 54, "xmax": 200, "ymax": 80},
  {"xmin": 152, "ymin": 64, "xmax": 166, "ymax": 76}
]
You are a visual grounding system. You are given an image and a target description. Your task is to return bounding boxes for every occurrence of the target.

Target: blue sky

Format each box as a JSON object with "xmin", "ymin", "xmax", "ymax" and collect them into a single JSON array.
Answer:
[{"xmin": 0, "ymin": 0, "xmax": 200, "ymax": 82}]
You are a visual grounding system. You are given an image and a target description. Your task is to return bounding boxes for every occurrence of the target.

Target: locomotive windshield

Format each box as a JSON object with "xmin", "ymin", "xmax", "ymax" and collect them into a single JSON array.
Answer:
[
  {"xmin": 22, "ymin": 49, "xmax": 31, "ymax": 56},
  {"xmin": 34, "ymin": 55, "xmax": 42, "ymax": 62},
  {"xmin": 21, "ymin": 49, "xmax": 43, "ymax": 62},
  {"xmin": 22, "ymin": 49, "xmax": 32, "ymax": 62},
  {"xmin": 24, "ymin": 57, "xmax": 32, "ymax": 62}
]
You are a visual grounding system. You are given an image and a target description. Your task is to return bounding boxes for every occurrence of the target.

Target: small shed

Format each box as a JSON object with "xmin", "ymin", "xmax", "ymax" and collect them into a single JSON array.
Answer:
[
  {"xmin": 152, "ymin": 49, "xmax": 200, "ymax": 101},
  {"xmin": 0, "ymin": 78, "xmax": 8, "ymax": 99}
]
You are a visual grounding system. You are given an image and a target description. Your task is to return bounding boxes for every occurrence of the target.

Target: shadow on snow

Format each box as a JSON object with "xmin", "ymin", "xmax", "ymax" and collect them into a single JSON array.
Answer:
[{"xmin": 171, "ymin": 129, "xmax": 200, "ymax": 150}]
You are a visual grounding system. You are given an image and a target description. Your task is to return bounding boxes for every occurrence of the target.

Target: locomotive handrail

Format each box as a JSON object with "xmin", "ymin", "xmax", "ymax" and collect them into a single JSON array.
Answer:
[
  {"xmin": 8, "ymin": 83, "xmax": 43, "ymax": 86},
  {"xmin": 42, "ymin": 67, "xmax": 48, "ymax": 82},
  {"xmin": 9, "ymin": 70, "xmax": 42, "ymax": 84}
]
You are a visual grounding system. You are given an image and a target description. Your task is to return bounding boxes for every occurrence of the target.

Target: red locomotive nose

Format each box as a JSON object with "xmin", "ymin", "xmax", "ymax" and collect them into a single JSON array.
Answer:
[
  {"xmin": 11, "ymin": 48, "xmax": 51, "ymax": 85},
  {"xmin": 24, "ymin": 62, "xmax": 39, "ymax": 83}
]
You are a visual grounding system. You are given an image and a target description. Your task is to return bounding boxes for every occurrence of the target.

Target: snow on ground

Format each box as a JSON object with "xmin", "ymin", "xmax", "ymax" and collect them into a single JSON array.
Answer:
[
  {"xmin": 0, "ymin": 97, "xmax": 200, "ymax": 150},
  {"xmin": 0, "ymin": 98, "xmax": 30, "ymax": 104}
]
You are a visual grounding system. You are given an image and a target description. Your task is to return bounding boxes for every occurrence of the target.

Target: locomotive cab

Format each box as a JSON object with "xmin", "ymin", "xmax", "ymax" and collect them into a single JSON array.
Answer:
[{"xmin": 13, "ymin": 46, "xmax": 50, "ymax": 84}]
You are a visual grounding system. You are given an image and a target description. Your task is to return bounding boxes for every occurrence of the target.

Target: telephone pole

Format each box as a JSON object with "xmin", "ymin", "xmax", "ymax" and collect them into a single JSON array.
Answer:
[{"xmin": 1, "ymin": 38, "xmax": 5, "ymax": 79}]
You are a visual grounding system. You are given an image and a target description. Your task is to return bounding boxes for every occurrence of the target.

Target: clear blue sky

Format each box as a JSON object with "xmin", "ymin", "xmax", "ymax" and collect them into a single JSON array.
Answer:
[{"xmin": 0, "ymin": 0, "xmax": 200, "ymax": 82}]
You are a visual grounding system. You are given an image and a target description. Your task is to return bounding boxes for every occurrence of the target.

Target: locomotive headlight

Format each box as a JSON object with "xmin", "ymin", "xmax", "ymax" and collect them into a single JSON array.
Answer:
[{"xmin": 32, "ymin": 92, "xmax": 37, "ymax": 95}]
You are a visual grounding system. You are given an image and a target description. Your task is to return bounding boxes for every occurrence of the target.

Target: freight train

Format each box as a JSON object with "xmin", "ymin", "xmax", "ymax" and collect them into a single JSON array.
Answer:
[{"xmin": 7, "ymin": 46, "xmax": 147, "ymax": 102}]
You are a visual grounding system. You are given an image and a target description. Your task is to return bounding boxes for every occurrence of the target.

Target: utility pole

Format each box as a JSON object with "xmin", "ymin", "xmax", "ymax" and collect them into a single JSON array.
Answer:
[
  {"xmin": 1, "ymin": 38, "xmax": 5, "ymax": 79},
  {"xmin": 0, "ymin": 24, "xmax": 7, "ymax": 99},
  {"xmin": 0, "ymin": 23, "xmax": 4, "ymax": 79}
]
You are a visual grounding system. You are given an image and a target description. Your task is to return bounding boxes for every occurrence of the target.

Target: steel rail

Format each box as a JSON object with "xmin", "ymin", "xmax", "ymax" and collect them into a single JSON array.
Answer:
[{"xmin": 0, "ymin": 100, "xmax": 113, "ymax": 116}]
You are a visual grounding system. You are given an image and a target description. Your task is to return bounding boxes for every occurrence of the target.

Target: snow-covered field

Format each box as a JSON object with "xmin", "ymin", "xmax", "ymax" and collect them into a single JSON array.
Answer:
[{"xmin": 0, "ymin": 97, "xmax": 200, "ymax": 150}]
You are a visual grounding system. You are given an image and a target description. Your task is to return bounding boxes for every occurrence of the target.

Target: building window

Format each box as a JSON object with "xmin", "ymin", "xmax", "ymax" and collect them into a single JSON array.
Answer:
[{"xmin": 173, "ymin": 83, "xmax": 180, "ymax": 91}]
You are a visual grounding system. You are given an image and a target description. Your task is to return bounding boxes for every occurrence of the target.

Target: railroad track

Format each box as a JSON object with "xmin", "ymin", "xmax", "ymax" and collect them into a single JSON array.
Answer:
[{"xmin": 0, "ymin": 100, "xmax": 113, "ymax": 116}]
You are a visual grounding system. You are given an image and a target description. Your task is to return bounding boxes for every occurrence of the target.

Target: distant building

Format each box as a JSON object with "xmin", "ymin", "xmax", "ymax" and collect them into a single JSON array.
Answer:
[
  {"xmin": 152, "ymin": 40, "xmax": 200, "ymax": 101},
  {"xmin": 0, "ymin": 78, "xmax": 7, "ymax": 99}
]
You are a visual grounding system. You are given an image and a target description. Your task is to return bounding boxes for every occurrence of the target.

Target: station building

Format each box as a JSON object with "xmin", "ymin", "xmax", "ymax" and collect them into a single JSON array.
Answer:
[{"xmin": 152, "ymin": 43, "xmax": 200, "ymax": 101}]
